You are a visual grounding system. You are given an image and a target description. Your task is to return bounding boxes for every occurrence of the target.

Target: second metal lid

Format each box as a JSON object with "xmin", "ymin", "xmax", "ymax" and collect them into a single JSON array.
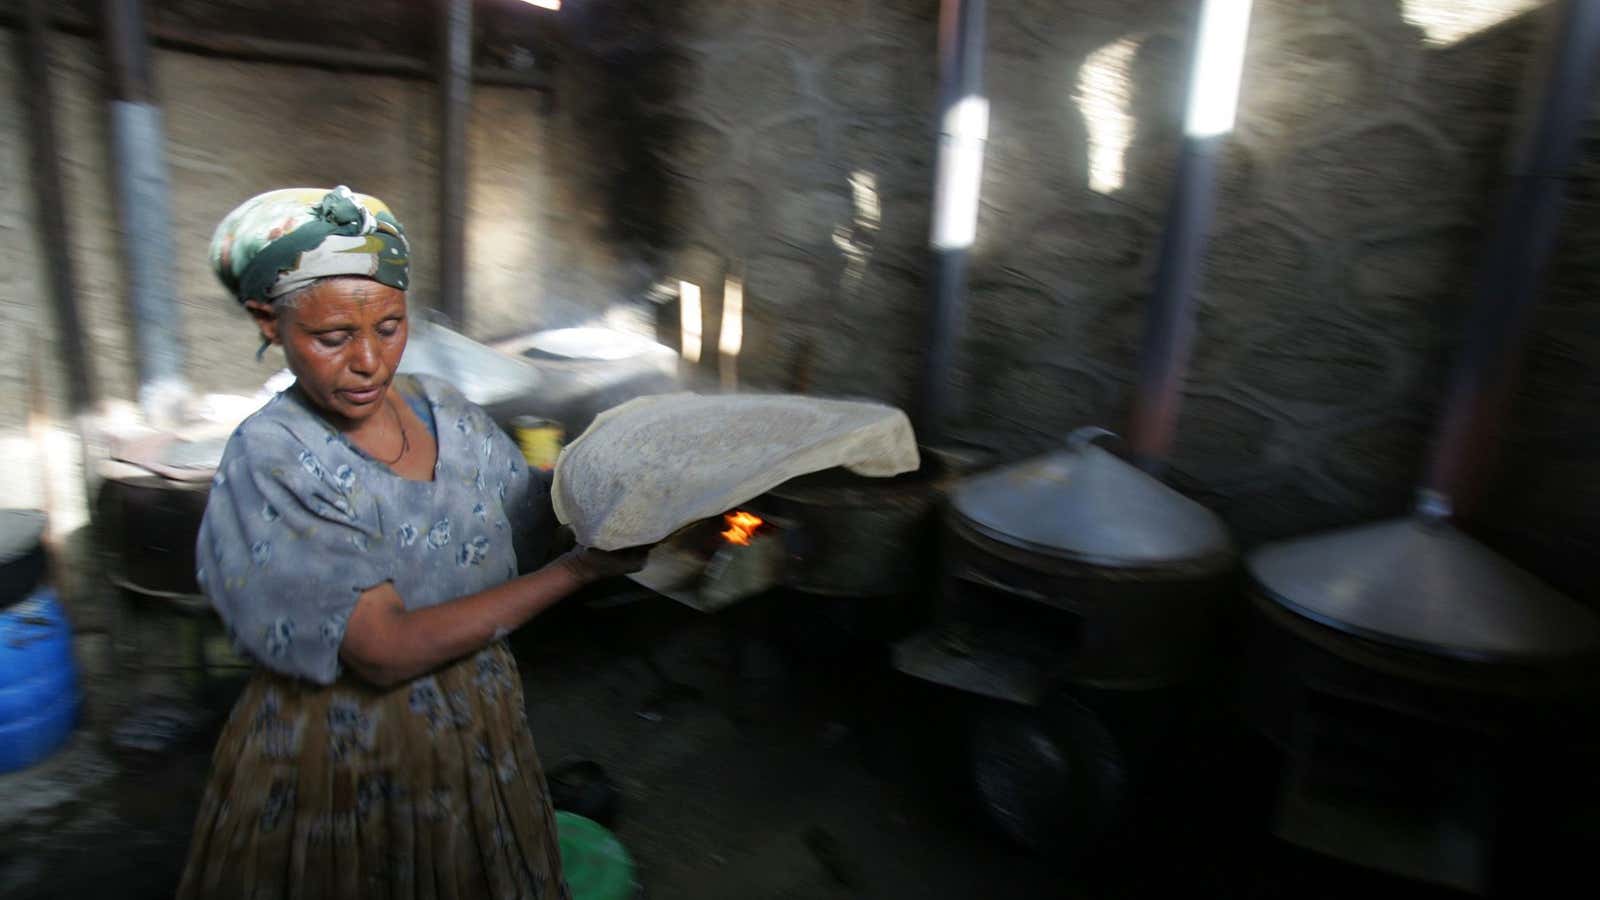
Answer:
[{"xmin": 1250, "ymin": 513, "xmax": 1600, "ymax": 664}]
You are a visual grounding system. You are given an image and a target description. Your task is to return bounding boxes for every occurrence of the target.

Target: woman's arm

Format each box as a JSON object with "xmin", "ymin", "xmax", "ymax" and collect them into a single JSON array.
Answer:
[{"xmin": 339, "ymin": 546, "xmax": 648, "ymax": 687}]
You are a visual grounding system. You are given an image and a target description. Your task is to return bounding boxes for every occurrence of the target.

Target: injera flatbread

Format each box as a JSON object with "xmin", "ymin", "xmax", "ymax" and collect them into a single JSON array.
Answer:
[{"xmin": 551, "ymin": 393, "xmax": 920, "ymax": 550}]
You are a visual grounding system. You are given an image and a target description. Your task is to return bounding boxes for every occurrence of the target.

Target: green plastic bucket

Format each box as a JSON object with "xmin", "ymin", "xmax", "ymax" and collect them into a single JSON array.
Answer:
[{"xmin": 556, "ymin": 810, "xmax": 638, "ymax": 900}]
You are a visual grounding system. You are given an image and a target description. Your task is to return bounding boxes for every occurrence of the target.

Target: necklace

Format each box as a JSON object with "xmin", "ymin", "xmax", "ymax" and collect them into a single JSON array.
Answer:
[{"xmin": 378, "ymin": 397, "xmax": 410, "ymax": 466}]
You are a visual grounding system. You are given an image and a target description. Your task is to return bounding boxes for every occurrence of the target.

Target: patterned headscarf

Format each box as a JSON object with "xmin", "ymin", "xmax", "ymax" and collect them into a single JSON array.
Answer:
[{"xmin": 209, "ymin": 186, "xmax": 410, "ymax": 304}]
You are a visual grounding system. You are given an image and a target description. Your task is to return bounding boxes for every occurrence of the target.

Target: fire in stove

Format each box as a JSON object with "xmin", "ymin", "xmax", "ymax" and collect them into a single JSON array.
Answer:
[
  {"xmin": 628, "ymin": 508, "xmax": 787, "ymax": 613},
  {"xmin": 720, "ymin": 510, "xmax": 764, "ymax": 546}
]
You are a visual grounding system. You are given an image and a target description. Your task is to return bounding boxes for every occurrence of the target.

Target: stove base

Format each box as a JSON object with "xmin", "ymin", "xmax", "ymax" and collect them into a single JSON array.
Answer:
[
  {"xmin": 1240, "ymin": 589, "xmax": 1600, "ymax": 895},
  {"xmin": 1272, "ymin": 727, "xmax": 1495, "ymax": 893},
  {"xmin": 891, "ymin": 624, "xmax": 1054, "ymax": 705}
]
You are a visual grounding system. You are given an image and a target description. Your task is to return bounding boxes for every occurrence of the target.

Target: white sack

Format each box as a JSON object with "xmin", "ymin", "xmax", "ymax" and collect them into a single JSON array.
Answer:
[{"xmin": 551, "ymin": 393, "xmax": 920, "ymax": 550}]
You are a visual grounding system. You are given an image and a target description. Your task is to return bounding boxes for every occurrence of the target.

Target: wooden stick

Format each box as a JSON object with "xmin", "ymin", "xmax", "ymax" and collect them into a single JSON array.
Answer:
[{"xmin": 0, "ymin": 10, "xmax": 551, "ymax": 89}]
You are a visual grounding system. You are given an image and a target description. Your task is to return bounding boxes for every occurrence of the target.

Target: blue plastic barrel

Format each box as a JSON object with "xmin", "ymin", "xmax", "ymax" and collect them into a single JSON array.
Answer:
[{"xmin": 0, "ymin": 587, "xmax": 81, "ymax": 773}]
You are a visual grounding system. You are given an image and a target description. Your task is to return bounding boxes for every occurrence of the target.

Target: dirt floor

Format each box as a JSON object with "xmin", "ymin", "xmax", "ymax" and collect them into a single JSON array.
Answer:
[{"xmin": 0, "ymin": 582, "xmax": 1491, "ymax": 900}]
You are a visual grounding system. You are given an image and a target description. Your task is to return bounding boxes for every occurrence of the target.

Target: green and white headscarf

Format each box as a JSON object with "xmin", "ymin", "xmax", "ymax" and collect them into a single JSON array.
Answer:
[{"xmin": 209, "ymin": 186, "xmax": 410, "ymax": 304}]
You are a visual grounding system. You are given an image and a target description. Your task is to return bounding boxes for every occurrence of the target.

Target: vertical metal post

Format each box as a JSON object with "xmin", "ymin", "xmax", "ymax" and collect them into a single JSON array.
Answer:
[
  {"xmin": 1423, "ymin": 0, "xmax": 1600, "ymax": 514},
  {"xmin": 438, "ymin": 0, "xmax": 473, "ymax": 328},
  {"xmin": 21, "ymin": 0, "xmax": 95, "ymax": 412},
  {"xmin": 1126, "ymin": 135, "xmax": 1221, "ymax": 466},
  {"xmin": 918, "ymin": 0, "xmax": 988, "ymax": 444},
  {"xmin": 1128, "ymin": 0, "xmax": 1254, "ymax": 468},
  {"xmin": 104, "ymin": 0, "xmax": 186, "ymax": 423}
]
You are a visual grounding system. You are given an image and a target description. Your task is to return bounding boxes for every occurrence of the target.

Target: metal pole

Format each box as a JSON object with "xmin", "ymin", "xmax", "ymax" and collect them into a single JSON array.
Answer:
[
  {"xmin": 1423, "ymin": 0, "xmax": 1600, "ymax": 514},
  {"xmin": 20, "ymin": 0, "xmax": 94, "ymax": 412},
  {"xmin": 104, "ymin": 0, "xmax": 186, "ymax": 424},
  {"xmin": 104, "ymin": 0, "xmax": 151, "ymax": 102},
  {"xmin": 1126, "ymin": 135, "xmax": 1221, "ymax": 466},
  {"xmin": 1127, "ymin": 0, "xmax": 1253, "ymax": 468},
  {"xmin": 438, "ymin": 0, "xmax": 473, "ymax": 327},
  {"xmin": 918, "ymin": 0, "xmax": 988, "ymax": 444}
]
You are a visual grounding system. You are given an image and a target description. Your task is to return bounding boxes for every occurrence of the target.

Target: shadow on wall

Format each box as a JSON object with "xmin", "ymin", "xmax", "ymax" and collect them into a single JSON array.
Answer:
[
  {"xmin": 956, "ymin": 11, "xmax": 1188, "ymax": 459},
  {"xmin": 562, "ymin": 0, "xmax": 691, "ymax": 275}
]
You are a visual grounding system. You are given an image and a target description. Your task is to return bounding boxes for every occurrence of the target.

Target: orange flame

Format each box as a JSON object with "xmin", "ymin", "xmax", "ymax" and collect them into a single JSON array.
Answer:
[{"xmin": 720, "ymin": 510, "xmax": 764, "ymax": 546}]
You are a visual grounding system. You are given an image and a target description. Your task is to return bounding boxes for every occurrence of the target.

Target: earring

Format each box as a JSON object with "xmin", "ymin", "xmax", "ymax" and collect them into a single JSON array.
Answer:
[{"xmin": 257, "ymin": 338, "xmax": 271, "ymax": 362}]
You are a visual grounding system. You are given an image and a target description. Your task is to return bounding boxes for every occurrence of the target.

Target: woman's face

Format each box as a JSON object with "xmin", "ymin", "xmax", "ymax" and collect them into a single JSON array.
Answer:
[{"xmin": 247, "ymin": 277, "xmax": 408, "ymax": 426}]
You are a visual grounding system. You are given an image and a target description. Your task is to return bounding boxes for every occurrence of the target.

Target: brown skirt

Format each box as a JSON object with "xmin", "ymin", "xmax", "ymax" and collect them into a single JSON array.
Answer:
[{"xmin": 177, "ymin": 642, "xmax": 568, "ymax": 900}]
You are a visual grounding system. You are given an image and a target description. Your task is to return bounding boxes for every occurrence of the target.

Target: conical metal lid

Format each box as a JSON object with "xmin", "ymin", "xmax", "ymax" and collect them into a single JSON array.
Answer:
[
  {"xmin": 1250, "ymin": 515, "xmax": 1600, "ymax": 664},
  {"xmin": 949, "ymin": 432, "xmax": 1233, "ymax": 568}
]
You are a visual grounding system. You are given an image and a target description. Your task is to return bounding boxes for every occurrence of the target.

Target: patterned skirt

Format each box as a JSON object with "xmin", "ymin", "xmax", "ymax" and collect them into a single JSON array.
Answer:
[{"xmin": 177, "ymin": 642, "xmax": 569, "ymax": 900}]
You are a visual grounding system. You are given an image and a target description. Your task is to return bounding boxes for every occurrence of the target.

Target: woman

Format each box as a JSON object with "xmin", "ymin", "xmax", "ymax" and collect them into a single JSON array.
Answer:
[{"xmin": 178, "ymin": 186, "xmax": 645, "ymax": 899}]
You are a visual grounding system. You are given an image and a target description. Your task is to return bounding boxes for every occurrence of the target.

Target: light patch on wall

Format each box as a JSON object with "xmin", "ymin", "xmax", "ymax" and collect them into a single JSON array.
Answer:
[
  {"xmin": 1185, "ymin": 0, "xmax": 1255, "ymax": 138},
  {"xmin": 834, "ymin": 169, "xmax": 881, "ymax": 261},
  {"xmin": 1076, "ymin": 36, "xmax": 1140, "ymax": 195},
  {"xmin": 37, "ymin": 423, "xmax": 87, "ymax": 536},
  {"xmin": 0, "ymin": 429, "xmax": 45, "ymax": 511},
  {"xmin": 0, "ymin": 422, "xmax": 88, "ymax": 538},
  {"xmin": 848, "ymin": 170, "xmax": 881, "ymax": 232},
  {"xmin": 468, "ymin": 211, "xmax": 535, "ymax": 333},
  {"xmin": 1401, "ymin": 0, "xmax": 1544, "ymax": 46},
  {"xmin": 718, "ymin": 275, "xmax": 744, "ymax": 390},
  {"xmin": 931, "ymin": 96, "xmax": 990, "ymax": 251},
  {"xmin": 679, "ymin": 280, "xmax": 703, "ymax": 364},
  {"xmin": 517, "ymin": 0, "xmax": 561, "ymax": 10},
  {"xmin": 834, "ymin": 170, "xmax": 879, "ymax": 323}
]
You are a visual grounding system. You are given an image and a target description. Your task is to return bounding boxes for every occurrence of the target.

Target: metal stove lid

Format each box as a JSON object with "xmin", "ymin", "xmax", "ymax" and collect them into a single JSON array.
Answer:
[
  {"xmin": 524, "ymin": 327, "xmax": 662, "ymax": 361},
  {"xmin": 159, "ymin": 436, "xmax": 230, "ymax": 472},
  {"xmin": 1249, "ymin": 514, "xmax": 1600, "ymax": 664},
  {"xmin": 397, "ymin": 320, "xmax": 543, "ymax": 407},
  {"xmin": 949, "ymin": 430, "xmax": 1232, "ymax": 568}
]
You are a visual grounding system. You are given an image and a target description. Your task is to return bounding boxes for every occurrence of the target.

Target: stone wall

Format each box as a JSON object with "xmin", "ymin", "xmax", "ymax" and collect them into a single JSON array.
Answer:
[
  {"xmin": 636, "ymin": 0, "xmax": 1598, "ymax": 604},
  {"xmin": 0, "ymin": 1, "xmax": 632, "ymax": 427},
  {"xmin": 1, "ymin": 0, "xmax": 1596, "ymax": 603},
  {"xmin": 0, "ymin": 2, "xmax": 635, "ymax": 525}
]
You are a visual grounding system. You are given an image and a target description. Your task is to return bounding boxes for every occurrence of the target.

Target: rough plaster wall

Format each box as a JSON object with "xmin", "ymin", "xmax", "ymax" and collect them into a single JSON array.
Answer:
[
  {"xmin": 161, "ymin": 51, "xmax": 625, "ymax": 384},
  {"xmin": 0, "ymin": 31, "xmax": 124, "ymax": 528},
  {"xmin": 641, "ymin": 0, "xmax": 941, "ymax": 409},
  {"xmin": 158, "ymin": 51, "xmax": 444, "ymax": 393},
  {"xmin": 0, "ymin": 33, "xmax": 616, "ymax": 409},
  {"xmin": 645, "ymin": 0, "xmax": 1598, "ymax": 602},
  {"xmin": 467, "ymin": 75, "xmax": 639, "ymax": 342},
  {"xmin": 0, "ymin": 31, "xmax": 49, "ymax": 509},
  {"xmin": 2, "ymin": 33, "xmax": 137, "ymax": 415},
  {"xmin": 0, "ymin": 36, "xmax": 95, "ymax": 579}
]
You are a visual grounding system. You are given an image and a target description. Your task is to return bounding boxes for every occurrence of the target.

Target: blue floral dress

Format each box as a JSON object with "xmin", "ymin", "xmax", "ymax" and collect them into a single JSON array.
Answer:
[{"xmin": 177, "ymin": 375, "xmax": 569, "ymax": 900}]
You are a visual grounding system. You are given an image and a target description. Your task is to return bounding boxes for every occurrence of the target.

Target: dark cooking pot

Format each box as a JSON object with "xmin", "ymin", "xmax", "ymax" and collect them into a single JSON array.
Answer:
[
  {"xmin": 0, "ymin": 510, "xmax": 48, "ymax": 608},
  {"xmin": 753, "ymin": 448, "xmax": 979, "ymax": 599},
  {"xmin": 95, "ymin": 474, "xmax": 211, "ymax": 604}
]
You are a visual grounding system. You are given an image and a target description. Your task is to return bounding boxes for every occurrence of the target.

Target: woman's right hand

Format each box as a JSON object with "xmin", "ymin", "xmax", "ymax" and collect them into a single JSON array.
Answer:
[{"xmin": 557, "ymin": 544, "xmax": 653, "ymax": 584}]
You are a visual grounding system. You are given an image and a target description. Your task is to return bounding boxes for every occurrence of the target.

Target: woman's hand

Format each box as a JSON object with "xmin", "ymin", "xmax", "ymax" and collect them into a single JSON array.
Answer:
[
  {"xmin": 340, "ymin": 545, "xmax": 643, "ymax": 687},
  {"xmin": 556, "ymin": 545, "xmax": 653, "ymax": 584}
]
